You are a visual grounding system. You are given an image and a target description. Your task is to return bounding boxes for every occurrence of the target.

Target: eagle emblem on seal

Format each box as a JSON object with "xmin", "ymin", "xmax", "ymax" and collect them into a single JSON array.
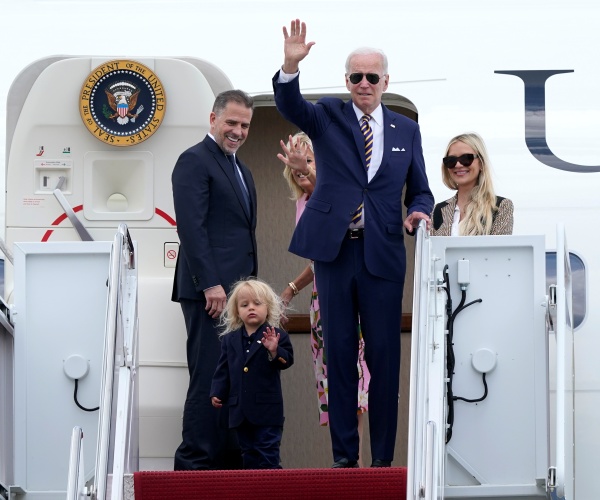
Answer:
[{"xmin": 104, "ymin": 81, "xmax": 145, "ymax": 125}]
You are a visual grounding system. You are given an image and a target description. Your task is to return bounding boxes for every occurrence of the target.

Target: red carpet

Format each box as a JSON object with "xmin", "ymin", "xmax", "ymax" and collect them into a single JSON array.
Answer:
[{"xmin": 134, "ymin": 468, "xmax": 407, "ymax": 499}]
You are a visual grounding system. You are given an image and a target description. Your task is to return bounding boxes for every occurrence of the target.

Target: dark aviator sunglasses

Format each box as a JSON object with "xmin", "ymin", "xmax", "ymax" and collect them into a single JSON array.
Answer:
[
  {"xmin": 348, "ymin": 73, "xmax": 382, "ymax": 85},
  {"xmin": 442, "ymin": 153, "xmax": 479, "ymax": 169}
]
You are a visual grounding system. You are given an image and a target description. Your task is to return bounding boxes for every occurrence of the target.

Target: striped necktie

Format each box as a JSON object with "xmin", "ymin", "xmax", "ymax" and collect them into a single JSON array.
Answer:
[
  {"xmin": 361, "ymin": 114, "xmax": 373, "ymax": 170},
  {"xmin": 351, "ymin": 114, "xmax": 373, "ymax": 225}
]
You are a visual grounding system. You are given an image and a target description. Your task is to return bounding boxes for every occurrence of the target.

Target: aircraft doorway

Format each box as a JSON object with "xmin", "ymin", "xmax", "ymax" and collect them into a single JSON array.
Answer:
[{"xmin": 240, "ymin": 94, "xmax": 418, "ymax": 468}]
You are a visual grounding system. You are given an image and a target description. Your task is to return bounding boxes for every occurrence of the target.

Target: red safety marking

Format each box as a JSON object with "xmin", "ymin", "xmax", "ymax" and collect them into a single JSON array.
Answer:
[
  {"xmin": 41, "ymin": 206, "xmax": 177, "ymax": 241},
  {"xmin": 42, "ymin": 204, "xmax": 84, "ymax": 241},
  {"xmin": 155, "ymin": 208, "xmax": 177, "ymax": 226}
]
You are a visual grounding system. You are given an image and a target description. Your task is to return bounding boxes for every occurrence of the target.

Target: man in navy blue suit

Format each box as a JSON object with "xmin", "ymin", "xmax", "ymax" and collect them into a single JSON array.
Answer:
[
  {"xmin": 171, "ymin": 90, "xmax": 258, "ymax": 470},
  {"xmin": 273, "ymin": 19, "xmax": 434, "ymax": 468}
]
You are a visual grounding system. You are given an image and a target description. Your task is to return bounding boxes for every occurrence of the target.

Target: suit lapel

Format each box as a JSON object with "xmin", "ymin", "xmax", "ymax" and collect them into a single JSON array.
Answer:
[
  {"xmin": 231, "ymin": 329, "xmax": 244, "ymax": 359},
  {"xmin": 205, "ymin": 137, "xmax": 253, "ymax": 223},
  {"xmin": 378, "ymin": 105, "xmax": 396, "ymax": 179},
  {"xmin": 246, "ymin": 336, "xmax": 264, "ymax": 361},
  {"xmin": 244, "ymin": 324, "xmax": 267, "ymax": 362},
  {"xmin": 443, "ymin": 197, "xmax": 458, "ymax": 235},
  {"xmin": 237, "ymin": 159, "xmax": 257, "ymax": 225},
  {"xmin": 344, "ymin": 102, "xmax": 398, "ymax": 182},
  {"xmin": 344, "ymin": 102, "xmax": 369, "ymax": 174},
  {"xmin": 218, "ymin": 154, "xmax": 252, "ymax": 221}
]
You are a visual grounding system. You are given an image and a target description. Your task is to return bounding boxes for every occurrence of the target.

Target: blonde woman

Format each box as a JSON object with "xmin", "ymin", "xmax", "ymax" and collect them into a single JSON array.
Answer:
[
  {"xmin": 278, "ymin": 132, "xmax": 370, "ymax": 466},
  {"xmin": 431, "ymin": 132, "xmax": 513, "ymax": 236}
]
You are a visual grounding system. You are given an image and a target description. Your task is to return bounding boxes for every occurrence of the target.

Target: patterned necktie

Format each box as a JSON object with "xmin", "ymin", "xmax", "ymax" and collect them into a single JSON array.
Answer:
[
  {"xmin": 361, "ymin": 114, "xmax": 373, "ymax": 170},
  {"xmin": 351, "ymin": 114, "xmax": 373, "ymax": 225},
  {"xmin": 227, "ymin": 154, "xmax": 251, "ymax": 216}
]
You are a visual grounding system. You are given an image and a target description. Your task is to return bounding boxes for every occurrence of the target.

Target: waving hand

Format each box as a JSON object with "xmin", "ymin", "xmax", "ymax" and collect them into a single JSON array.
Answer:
[{"xmin": 282, "ymin": 19, "xmax": 316, "ymax": 74}]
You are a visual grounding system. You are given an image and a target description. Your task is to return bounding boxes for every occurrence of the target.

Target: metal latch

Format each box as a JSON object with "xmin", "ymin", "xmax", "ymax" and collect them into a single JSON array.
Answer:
[
  {"xmin": 547, "ymin": 466, "xmax": 557, "ymax": 491},
  {"xmin": 548, "ymin": 284, "xmax": 557, "ymax": 307}
]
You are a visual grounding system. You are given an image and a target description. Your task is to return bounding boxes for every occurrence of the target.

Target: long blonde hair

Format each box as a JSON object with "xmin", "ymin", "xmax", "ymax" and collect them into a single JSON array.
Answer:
[
  {"xmin": 441, "ymin": 133, "xmax": 497, "ymax": 236},
  {"xmin": 218, "ymin": 278, "xmax": 283, "ymax": 335},
  {"xmin": 282, "ymin": 132, "xmax": 314, "ymax": 200}
]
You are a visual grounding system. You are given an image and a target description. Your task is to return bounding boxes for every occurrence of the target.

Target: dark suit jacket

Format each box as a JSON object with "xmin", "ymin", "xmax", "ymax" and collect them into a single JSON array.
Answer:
[
  {"xmin": 210, "ymin": 325, "xmax": 294, "ymax": 428},
  {"xmin": 272, "ymin": 73, "xmax": 433, "ymax": 282},
  {"xmin": 171, "ymin": 135, "xmax": 258, "ymax": 300}
]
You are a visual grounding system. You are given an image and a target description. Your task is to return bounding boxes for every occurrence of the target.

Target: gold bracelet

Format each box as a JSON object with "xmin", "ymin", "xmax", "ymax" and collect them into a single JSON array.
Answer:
[{"xmin": 288, "ymin": 281, "xmax": 299, "ymax": 295}]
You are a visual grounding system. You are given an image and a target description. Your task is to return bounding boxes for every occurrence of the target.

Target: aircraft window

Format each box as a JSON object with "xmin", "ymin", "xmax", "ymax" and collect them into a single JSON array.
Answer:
[{"xmin": 545, "ymin": 252, "xmax": 585, "ymax": 329}]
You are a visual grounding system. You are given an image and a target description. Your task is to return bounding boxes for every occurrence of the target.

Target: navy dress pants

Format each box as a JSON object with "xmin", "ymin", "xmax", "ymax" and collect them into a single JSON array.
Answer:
[{"xmin": 174, "ymin": 299, "xmax": 242, "ymax": 470}]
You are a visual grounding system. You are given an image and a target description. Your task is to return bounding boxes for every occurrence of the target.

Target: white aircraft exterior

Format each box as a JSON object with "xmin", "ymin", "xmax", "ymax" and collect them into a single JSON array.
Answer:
[{"xmin": 1, "ymin": 1, "xmax": 599, "ymax": 498}]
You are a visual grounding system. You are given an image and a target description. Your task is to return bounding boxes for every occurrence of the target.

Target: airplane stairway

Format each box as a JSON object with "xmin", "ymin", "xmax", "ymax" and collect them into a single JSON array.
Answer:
[
  {"xmin": 62, "ymin": 223, "xmax": 407, "ymax": 500},
  {"xmin": 0, "ymin": 224, "xmax": 139, "ymax": 500},
  {"xmin": 0, "ymin": 218, "xmax": 408, "ymax": 500},
  {"xmin": 406, "ymin": 222, "xmax": 575, "ymax": 500},
  {"xmin": 3, "ymin": 221, "xmax": 575, "ymax": 499}
]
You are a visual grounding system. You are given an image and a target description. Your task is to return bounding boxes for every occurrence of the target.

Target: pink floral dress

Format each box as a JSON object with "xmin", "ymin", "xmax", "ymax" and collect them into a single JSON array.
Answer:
[{"xmin": 297, "ymin": 195, "xmax": 370, "ymax": 425}]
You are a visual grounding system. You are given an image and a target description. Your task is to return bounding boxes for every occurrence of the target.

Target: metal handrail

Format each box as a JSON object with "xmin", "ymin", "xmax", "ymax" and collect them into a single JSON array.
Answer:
[
  {"xmin": 92, "ymin": 224, "xmax": 137, "ymax": 500},
  {"xmin": 407, "ymin": 220, "xmax": 447, "ymax": 500},
  {"xmin": 66, "ymin": 426, "xmax": 84, "ymax": 500},
  {"xmin": 0, "ymin": 237, "xmax": 13, "ymax": 266},
  {"xmin": 553, "ymin": 224, "xmax": 575, "ymax": 500},
  {"xmin": 407, "ymin": 220, "xmax": 430, "ymax": 499},
  {"xmin": 53, "ymin": 176, "xmax": 93, "ymax": 242},
  {"xmin": 109, "ymin": 225, "xmax": 138, "ymax": 500},
  {"xmin": 0, "ymin": 299, "xmax": 14, "ymax": 494},
  {"xmin": 0, "ymin": 296, "xmax": 14, "ymax": 338}
]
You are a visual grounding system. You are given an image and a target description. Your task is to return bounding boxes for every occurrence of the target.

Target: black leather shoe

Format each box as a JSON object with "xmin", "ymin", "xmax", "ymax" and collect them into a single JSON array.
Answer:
[
  {"xmin": 370, "ymin": 459, "xmax": 392, "ymax": 467},
  {"xmin": 331, "ymin": 458, "xmax": 359, "ymax": 468}
]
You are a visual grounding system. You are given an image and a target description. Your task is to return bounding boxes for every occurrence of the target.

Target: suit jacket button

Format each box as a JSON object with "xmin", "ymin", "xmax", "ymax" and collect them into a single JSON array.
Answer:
[{"xmin": 243, "ymin": 367, "xmax": 249, "ymax": 373}]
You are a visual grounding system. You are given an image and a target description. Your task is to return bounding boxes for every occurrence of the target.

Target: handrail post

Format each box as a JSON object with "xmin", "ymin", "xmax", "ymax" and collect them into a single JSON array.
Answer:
[
  {"xmin": 66, "ymin": 426, "xmax": 85, "ymax": 500},
  {"xmin": 91, "ymin": 224, "xmax": 138, "ymax": 500}
]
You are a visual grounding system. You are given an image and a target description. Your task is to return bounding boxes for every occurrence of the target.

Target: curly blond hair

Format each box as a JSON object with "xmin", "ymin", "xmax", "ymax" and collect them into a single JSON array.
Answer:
[{"xmin": 218, "ymin": 278, "xmax": 284, "ymax": 335}]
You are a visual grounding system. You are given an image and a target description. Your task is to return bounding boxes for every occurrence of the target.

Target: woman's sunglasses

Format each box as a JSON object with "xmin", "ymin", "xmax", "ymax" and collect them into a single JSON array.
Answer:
[
  {"xmin": 442, "ymin": 153, "xmax": 479, "ymax": 169},
  {"xmin": 348, "ymin": 73, "xmax": 382, "ymax": 85}
]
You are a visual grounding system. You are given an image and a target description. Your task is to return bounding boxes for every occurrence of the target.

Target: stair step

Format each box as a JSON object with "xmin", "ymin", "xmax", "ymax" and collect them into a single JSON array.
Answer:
[{"xmin": 133, "ymin": 468, "xmax": 407, "ymax": 499}]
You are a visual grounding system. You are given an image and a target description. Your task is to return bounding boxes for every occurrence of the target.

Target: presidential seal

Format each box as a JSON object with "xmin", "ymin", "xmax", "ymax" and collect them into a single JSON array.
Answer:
[{"xmin": 79, "ymin": 59, "xmax": 166, "ymax": 146}]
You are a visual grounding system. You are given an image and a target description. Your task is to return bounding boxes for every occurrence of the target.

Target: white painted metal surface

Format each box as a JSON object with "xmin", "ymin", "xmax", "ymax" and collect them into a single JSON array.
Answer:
[
  {"xmin": 408, "ymin": 223, "xmax": 445, "ymax": 500},
  {"xmin": 12, "ymin": 241, "xmax": 111, "ymax": 498},
  {"xmin": 410, "ymin": 234, "xmax": 556, "ymax": 500},
  {"xmin": 552, "ymin": 225, "xmax": 575, "ymax": 500}
]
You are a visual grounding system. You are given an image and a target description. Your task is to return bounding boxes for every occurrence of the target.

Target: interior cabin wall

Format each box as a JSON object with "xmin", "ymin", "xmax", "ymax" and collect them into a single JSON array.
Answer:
[{"xmin": 239, "ymin": 104, "xmax": 416, "ymax": 467}]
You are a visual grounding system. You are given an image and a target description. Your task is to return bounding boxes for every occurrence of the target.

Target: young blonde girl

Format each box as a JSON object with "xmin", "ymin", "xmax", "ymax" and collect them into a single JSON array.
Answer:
[{"xmin": 210, "ymin": 278, "xmax": 294, "ymax": 469}]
